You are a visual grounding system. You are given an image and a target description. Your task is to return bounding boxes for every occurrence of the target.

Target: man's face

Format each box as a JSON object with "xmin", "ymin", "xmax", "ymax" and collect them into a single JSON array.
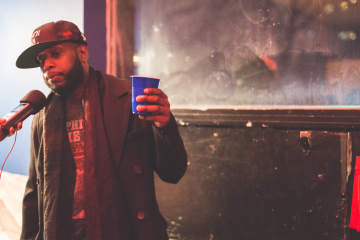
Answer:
[{"xmin": 37, "ymin": 42, "xmax": 84, "ymax": 96}]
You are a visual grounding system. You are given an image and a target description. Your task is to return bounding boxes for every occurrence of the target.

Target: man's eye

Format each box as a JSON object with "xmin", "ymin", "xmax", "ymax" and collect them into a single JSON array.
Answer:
[{"xmin": 53, "ymin": 52, "xmax": 61, "ymax": 57}]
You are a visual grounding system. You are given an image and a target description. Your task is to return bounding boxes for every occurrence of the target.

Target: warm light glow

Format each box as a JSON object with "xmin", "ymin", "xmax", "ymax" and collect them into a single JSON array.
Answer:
[
  {"xmin": 350, "ymin": 0, "xmax": 357, "ymax": 3},
  {"xmin": 323, "ymin": 4, "xmax": 334, "ymax": 14},
  {"xmin": 133, "ymin": 55, "xmax": 140, "ymax": 63},
  {"xmin": 349, "ymin": 32, "xmax": 357, "ymax": 40},
  {"xmin": 341, "ymin": 1, "xmax": 349, "ymax": 10},
  {"xmin": 152, "ymin": 25, "xmax": 160, "ymax": 32},
  {"xmin": 338, "ymin": 31, "xmax": 357, "ymax": 40},
  {"xmin": 338, "ymin": 31, "xmax": 348, "ymax": 40}
]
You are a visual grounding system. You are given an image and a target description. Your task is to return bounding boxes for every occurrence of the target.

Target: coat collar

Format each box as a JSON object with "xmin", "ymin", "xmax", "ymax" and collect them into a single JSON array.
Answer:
[{"xmin": 96, "ymin": 69, "xmax": 131, "ymax": 169}]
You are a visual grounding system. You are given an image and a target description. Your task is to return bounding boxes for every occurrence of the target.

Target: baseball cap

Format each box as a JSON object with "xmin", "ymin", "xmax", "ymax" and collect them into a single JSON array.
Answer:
[{"xmin": 16, "ymin": 20, "xmax": 87, "ymax": 69}]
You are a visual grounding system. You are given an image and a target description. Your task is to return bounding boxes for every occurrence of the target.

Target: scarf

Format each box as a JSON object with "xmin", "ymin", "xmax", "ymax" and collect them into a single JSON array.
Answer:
[{"xmin": 42, "ymin": 67, "xmax": 120, "ymax": 240}]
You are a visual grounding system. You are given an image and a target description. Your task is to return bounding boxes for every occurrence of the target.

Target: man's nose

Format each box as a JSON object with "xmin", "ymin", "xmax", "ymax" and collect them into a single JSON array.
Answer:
[{"xmin": 43, "ymin": 58, "xmax": 54, "ymax": 71}]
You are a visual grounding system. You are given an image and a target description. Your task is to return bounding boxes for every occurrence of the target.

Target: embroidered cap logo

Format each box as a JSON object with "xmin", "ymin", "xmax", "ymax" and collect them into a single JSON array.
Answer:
[
  {"xmin": 31, "ymin": 30, "xmax": 41, "ymax": 46},
  {"xmin": 63, "ymin": 31, "xmax": 73, "ymax": 38}
]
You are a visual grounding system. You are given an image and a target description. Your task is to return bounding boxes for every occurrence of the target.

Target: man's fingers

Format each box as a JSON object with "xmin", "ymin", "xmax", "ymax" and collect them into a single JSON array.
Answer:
[
  {"xmin": 0, "ymin": 119, "xmax": 22, "ymax": 130},
  {"xmin": 4, "ymin": 122, "xmax": 23, "ymax": 137},
  {"xmin": 136, "ymin": 105, "xmax": 170, "ymax": 115},
  {"xmin": 135, "ymin": 88, "xmax": 171, "ymax": 128},
  {"xmin": 143, "ymin": 88, "xmax": 168, "ymax": 99},
  {"xmin": 8, "ymin": 127, "xmax": 15, "ymax": 136},
  {"xmin": 16, "ymin": 122, "xmax": 23, "ymax": 130},
  {"xmin": 136, "ymin": 95, "xmax": 169, "ymax": 107}
]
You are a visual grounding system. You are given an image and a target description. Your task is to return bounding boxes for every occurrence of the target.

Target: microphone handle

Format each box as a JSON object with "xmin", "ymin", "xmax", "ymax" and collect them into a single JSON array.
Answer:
[{"xmin": 1, "ymin": 103, "xmax": 34, "ymax": 133}]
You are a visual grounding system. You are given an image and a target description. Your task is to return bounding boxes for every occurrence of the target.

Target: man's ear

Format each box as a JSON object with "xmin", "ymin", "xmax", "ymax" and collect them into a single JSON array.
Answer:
[{"xmin": 77, "ymin": 44, "xmax": 89, "ymax": 62}]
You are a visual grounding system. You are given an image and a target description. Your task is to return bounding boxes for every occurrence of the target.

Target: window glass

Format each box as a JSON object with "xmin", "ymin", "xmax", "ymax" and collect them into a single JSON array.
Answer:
[{"xmin": 135, "ymin": 0, "xmax": 360, "ymax": 108}]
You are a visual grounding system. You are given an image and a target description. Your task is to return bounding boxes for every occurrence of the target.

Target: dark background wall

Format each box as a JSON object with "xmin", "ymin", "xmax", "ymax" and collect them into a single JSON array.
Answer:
[{"xmin": 155, "ymin": 126, "xmax": 353, "ymax": 240}]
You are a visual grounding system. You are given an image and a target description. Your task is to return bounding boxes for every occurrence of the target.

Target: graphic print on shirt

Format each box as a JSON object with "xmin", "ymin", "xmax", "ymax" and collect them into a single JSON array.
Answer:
[{"xmin": 67, "ymin": 118, "xmax": 85, "ymax": 220}]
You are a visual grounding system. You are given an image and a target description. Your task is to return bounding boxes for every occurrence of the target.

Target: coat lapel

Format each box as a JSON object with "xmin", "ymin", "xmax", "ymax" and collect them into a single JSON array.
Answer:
[{"xmin": 100, "ymin": 71, "xmax": 131, "ymax": 169}]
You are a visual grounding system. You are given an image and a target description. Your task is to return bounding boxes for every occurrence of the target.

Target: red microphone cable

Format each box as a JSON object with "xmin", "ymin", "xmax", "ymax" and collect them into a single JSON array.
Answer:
[{"xmin": 0, "ymin": 131, "xmax": 17, "ymax": 180}]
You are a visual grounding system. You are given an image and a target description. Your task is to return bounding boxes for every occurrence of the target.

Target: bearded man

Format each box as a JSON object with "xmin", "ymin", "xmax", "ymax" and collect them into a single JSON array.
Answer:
[{"xmin": 14, "ymin": 20, "xmax": 187, "ymax": 240}]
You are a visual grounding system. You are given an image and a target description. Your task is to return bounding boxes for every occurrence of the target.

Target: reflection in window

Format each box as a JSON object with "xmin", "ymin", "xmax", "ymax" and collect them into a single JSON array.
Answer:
[{"xmin": 135, "ymin": 0, "xmax": 360, "ymax": 107}]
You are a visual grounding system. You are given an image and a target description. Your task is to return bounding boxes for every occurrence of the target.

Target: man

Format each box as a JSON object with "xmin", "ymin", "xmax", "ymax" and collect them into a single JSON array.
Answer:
[{"xmin": 16, "ymin": 20, "xmax": 187, "ymax": 240}]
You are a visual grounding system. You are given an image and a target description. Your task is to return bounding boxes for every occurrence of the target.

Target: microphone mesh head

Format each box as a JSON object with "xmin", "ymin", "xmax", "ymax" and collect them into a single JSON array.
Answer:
[{"xmin": 20, "ymin": 90, "xmax": 47, "ymax": 114}]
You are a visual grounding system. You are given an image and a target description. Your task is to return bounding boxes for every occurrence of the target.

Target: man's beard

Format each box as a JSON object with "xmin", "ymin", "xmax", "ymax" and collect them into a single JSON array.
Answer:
[{"xmin": 44, "ymin": 57, "xmax": 84, "ymax": 96}]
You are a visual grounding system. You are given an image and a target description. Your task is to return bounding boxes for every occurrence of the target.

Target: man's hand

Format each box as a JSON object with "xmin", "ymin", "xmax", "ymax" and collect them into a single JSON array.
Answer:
[
  {"xmin": 0, "ymin": 118, "xmax": 22, "ymax": 142},
  {"xmin": 136, "ymin": 88, "xmax": 170, "ymax": 128}
]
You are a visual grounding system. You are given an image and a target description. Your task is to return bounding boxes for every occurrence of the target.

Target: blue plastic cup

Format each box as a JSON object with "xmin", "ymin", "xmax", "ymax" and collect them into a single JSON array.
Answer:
[{"xmin": 131, "ymin": 75, "xmax": 160, "ymax": 115}]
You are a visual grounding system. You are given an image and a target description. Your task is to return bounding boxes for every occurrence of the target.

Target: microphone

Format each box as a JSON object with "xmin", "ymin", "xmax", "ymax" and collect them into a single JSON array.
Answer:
[{"xmin": 1, "ymin": 90, "xmax": 47, "ymax": 133}]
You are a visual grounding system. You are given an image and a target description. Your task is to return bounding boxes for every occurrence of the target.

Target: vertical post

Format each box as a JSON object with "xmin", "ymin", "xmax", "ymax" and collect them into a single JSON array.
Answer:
[
  {"xmin": 341, "ymin": 134, "xmax": 348, "ymax": 196},
  {"xmin": 347, "ymin": 132, "xmax": 353, "ymax": 188},
  {"xmin": 106, "ymin": 0, "xmax": 135, "ymax": 79},
  {"xmin": 340, "ymin": 132, "xmax": 353, "ymax": 240},
  {"xmin": 106, "ymin": 0, "xmax": 117, "ymax": 76}
]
